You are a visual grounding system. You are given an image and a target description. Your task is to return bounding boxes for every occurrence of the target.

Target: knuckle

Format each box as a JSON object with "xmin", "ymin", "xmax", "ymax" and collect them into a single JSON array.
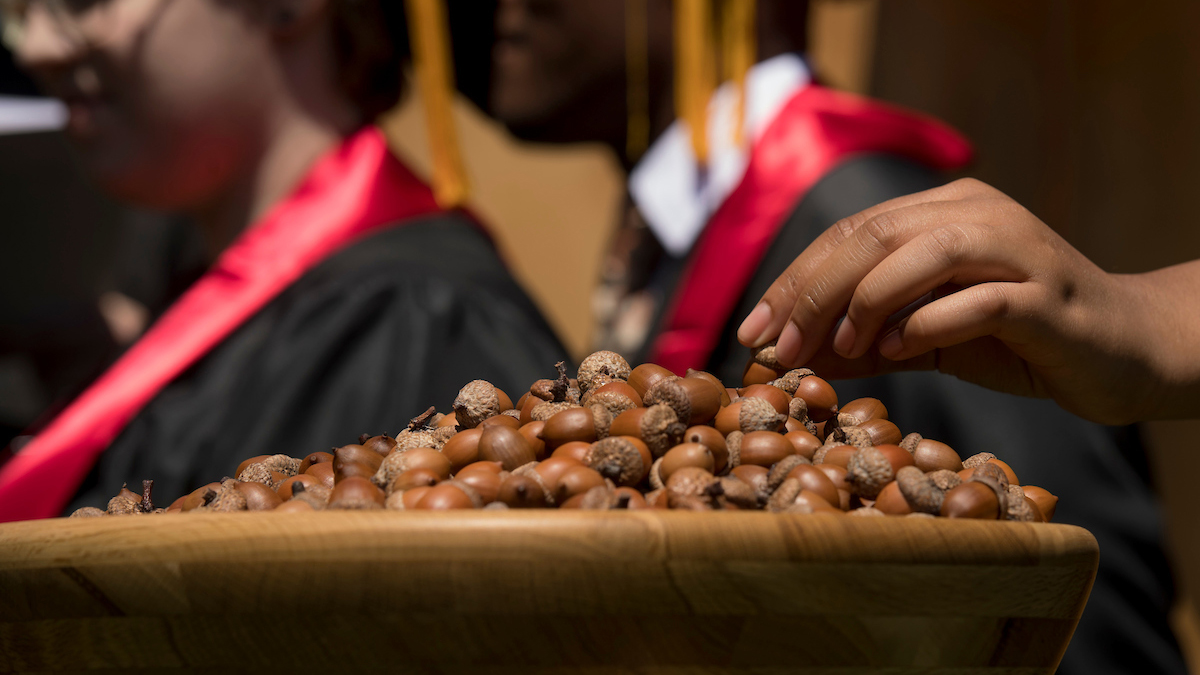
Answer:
[
  {"xmin": 974, "ymin": 284, "xmax": 1011, "ymax": 319},
  {"xmin": 829, "ymin": 216, "xmax": 859, "ymax": 244},
  {"xmin": 859, "ymin": 212, "xmax": 902, "ymax": 251},
  {"xmin": 926, "ymin": 224, "xmax": 970, "ymax": 265}
]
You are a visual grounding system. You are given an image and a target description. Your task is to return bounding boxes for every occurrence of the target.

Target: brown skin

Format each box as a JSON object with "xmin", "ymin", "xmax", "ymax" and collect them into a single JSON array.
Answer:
[
  {"xmin": 14, "ymin": 0, "xmax": 360, "ymax": 259},
  {"xmin": 737, "ymin": 178, "xmax": 1200, "ymax": 424},
  {"xmin": 489, "ymin": 0, "xmax": 807, "ymax": 169}
]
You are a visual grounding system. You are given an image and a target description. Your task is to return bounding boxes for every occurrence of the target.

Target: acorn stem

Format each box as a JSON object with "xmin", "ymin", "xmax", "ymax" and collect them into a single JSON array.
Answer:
[
  {"xmin": 408, "ymin": 406, "xmax": 438, "ymax": 431},
  {"xmin": 551, "ymin": 361, "xmax": 570, "ymax": 403},
  {"xmin": 139, "ymin": 480, "xmax": 155, "ymax": 513}
]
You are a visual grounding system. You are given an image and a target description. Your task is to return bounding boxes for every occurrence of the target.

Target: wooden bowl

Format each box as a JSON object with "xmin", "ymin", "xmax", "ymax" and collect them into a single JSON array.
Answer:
[{"xmin": 0, "ymin": 512, "xmax": 1096, "ymax": 673}]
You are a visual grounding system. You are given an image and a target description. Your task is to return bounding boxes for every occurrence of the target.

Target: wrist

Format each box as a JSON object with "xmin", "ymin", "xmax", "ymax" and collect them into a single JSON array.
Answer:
[{"xmin": 1122, "ymin": 266, "xmax": 1200, "ymax": 419}]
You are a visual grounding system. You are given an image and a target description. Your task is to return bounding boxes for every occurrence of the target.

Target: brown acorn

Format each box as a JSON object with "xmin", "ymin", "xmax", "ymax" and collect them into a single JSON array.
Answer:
[
  {"xmin": 686, "ymin": 369, "xmax": 731, "ymax": 407},
  {"xmin": 628, "ymin": 363, "xmax": 676, "ymax": 398},
  {"xmin": 278, "ymin": 471, "xmax": 321, "ymax": 499},
  {"xmin": 480, "ymin": 415, "xmax": 520, "ymax": 430},
  {"xmin": 236, "ymin": 481, "xmax": 283, "ymax": 511},
  {"xmin": 305, "ymin": 461, "xmax": 336, "ymax": 489},
  {"xmin": 477, "ymin": 425, "xmax": 536, "ymax": 471},
  {"xmin": 793, "ymin": 374, "xmax": 838, "ymax": 422},
  {"xmin": 742, "ymin": 360, "xmax": 783, "ymax": 386},
  {"xmin": 333, "ymin": 444, "xmax": 384, "ymax": 472},
  {"xmin": 658, "ymin": 442, "xmax": 715, "ymax": 484},
  {"xmin": 453, "ymin": 380, "xmax": 502, "ymax": 429},
  {"xmin": 577, "ymin": 350, "xmax": 633, "ymax": 393},
  {"xmin": 940, "ymin": 481, "xmax": 1001, "ymax": 519},
  {"xmin": 442, "ymin": 428, "xmax": 484, "ymax": 472},
  {"xmin": 518, "ymin": 421, "xmax": 549, "ymax": 460},
  {"xmin": 683, "ymin": 425, "xmax": 729, "ymax": 474},
  {"xmin": 389, "ymin": 468, "xmax": 442, "ymax": 492},
  {"xmin": 297, "ymin": 451, "xmax": 333, "ymax": 474},
  {"xmin": 415, "ymin": 481, "xmax": 481, "ymax": 510},
  {"xmin": 912, "ymin": 439, "xmax": 963, "ymax": 473},
  {"xmin": 784, "ymin": 464, "xmax": 840, "ymax": 507},
  {"xmin": 739, "ymin": 384, "xmax": 791, "ymax": 415},
  {"xmin": 1022, "ymin": 485, "xmax": 1058, "ymax": 522},
  {"xmin": 326, "ymin": 476, "xmax": 385, "ymax": 510},
  {"xmin": 541, "ymin": 407, "xmax": 599, "ymax": 450},
  {"xmin": 837, "ymin": 398, "xmax": 888, "ymax": 425},
  {"xmin": 555, "ymin": 465, "xmax": 607, "ymax": 503},
  {"xmin": 644, "ymin": 377, "xmax": 721, "ymax": 426},
  {"xmin": 361, "ymin": 435, "xmax": 399, "ymax": 456},
  {"xmin": 739, "ymin": 431, "xmax": 795, "ymax": 467},
  {"xmin": 497, "ymin": 474, "xmax": 548, "ymax": 508},
  {"xmin": 454, "ymin": 468, "xmax": 503, "ymax": 504},
  {"xmin": 784, "ymin": 429, "xmax": 822, "ymax": 460}
]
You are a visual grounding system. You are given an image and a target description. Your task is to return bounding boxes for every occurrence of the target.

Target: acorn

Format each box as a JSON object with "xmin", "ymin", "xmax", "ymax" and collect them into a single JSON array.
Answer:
[
  {"xmin": 518, "ymin": 421, "xmax": 549, "ymax": 460},
  {"xmin": 551, "ymin": 441, "xmax": 593, "ymax": 463},
  {"xmin": 236, "ymin": 481, "xmax": 283, "ymax": 511},
  {"xmin": 181, "ymin": 482, "xmax": 223, "ymax": 511},
  {"xmin": 305, "ymin": 461, "xmax": 336, "ymax": 489},
  {"xmin": 442, "ymin": 428, "xmax": 484, "ymax": 472},
  {"xmin": 326, "ymin": 476, "xmax": 385, "ymax": 510},
  {"xmin": 361, "ymin": 434, "xmax": 398, "ymax": 456},
  {"xmin": 730, "ymin": 464, "xmax": 770, "ymax": 503},
  {"xmin": 658, "ymin": 442, "xmax": 715, "ymax": 484},
  {"xmin": 453, "ymin": 380, "xmax": 502, "ymax": 429},
  {"xmin": 644, "ymin": 377, "xmax": 721, "ymax": 426},
  {"xmin": 628, "ymin": 363, "xmax": 676, "ymax": 398},
  {"xmin": 583, "ymin": 383, "xmax": 642, "ymax": 416},
  {"xmin": 389, "ymin": 468, "xmax": 442, "ymax": 492},
  {"xmin": 289, "ymin": 481, "xmax": 331, "ymax": 510},
  {"xmin": 372, "ymin": 447, "xmax": 452, "ymax": 491},
  {"xmin": 793, "ymin": 374, "xmax": 838, "ymax": 422},
  {"xmin": 742, "ymin": 360, "xmax": 783, "ymax": 386},
  {"xmin": 784, "ymin": 429, "xmax": 822, "ymax": 460},
  {"xmin": 477, "ymin": 425, "xmax": 536, "ymax": 471},
  {"xmin": 686, "ymin": 369, "xmax": 732, "ymax": 407},
  {"xmin": 333, "ymin": 460, "xmax": 376, "ymax": 484},
  {"xmin": 585, "ymin": 436, "xmax": 651, "ymax": 487},
  {"xmin": 577, "ymin": 350, "xmax": 632, "ymax": 393},
  {"xmin": 274, "ymin": 499, "xmax": 315, "ymax": 513},
  {"xmin": 541, "ymin": 407, "xmax": 599, "ymax": 450},
  {"xmin": 333, "ymin": 444, "xmax": 384, "ymax": 473},
  {"xmin": 940, "ymin": 481, "xmax": 1001, "ymax": 519},
  {"xmin": 739, "ymin": 397, "xmax": 786, "ymax": 433},
  {"xmin": 455, "ymin": 468, "xmax": 504, "ymax": 504},
  {"xmin": 480, "ymin": 415, "xmax": 521, "ymax": 430},
  {"xmin": 665, "ymin": 466, "xmax": 719, "ymax": 508},
  {"xmin": 1022, "ymin": 485, "xmax": 1058, "ymax": 522},
  {"xmin": 739, "ymin": 431, "xmax": 795, "ymax": 467},
  {"xmin": 529, "ymin": 456, "xmax": 584, "ymax": 499},
  {"xmin": 555, "ymin": 465, "xmax": 607, "ymax": 503},
  {"xmin": 845, "ymin": 446, "xmax": 895, "ymax": 499},
  {"xmin": 610, "ymin": 404, "xmax": 685, "ymax": 458},
  {"xmin": 857, "ymin": 419, "xmax": 902, "ymax": 447},
  {"xmin": 415, "ymin": 481, "xmax": 482, "ymax": 510},
  {"xmin": 783, "ymin": 464, "xmax": 839, "ymax": 507},
  {"xmin": 912, "ymin": 438, "xmax": 963, "ymax": 473},
  {"xmin": 497, "ymin": 473, "xmax": 548, "ymax": 508},
  {"xmin": 837, "ymin": 398, "xmax": 888, "ymax": 425},
  {"xmin": 739, "ymin": 384, "xmax": 791, "ymax": 415},
  {"xmin": 204, "ymin": 479, "xmax": 249, "ymax": 512},
  {"xmin": 683, "ymin": 425, "xmax": 729, "ymax": 474},
  {"xmin": 872, "ymin": 481, "xmax": 912, "ymax": 515},
  {"xmin": 297, "ymin": 451, "xmax": 333, "ymax": 474}
]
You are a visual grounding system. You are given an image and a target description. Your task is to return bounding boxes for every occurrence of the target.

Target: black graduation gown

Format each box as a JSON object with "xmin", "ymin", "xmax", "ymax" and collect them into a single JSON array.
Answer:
[
  {"xmin": 67, "ymin": 215, "xmax": 569, "ymax": 513},
  {"xmin": 649, "ymin": 155, "xmax": 1185, "ymax": 675}
]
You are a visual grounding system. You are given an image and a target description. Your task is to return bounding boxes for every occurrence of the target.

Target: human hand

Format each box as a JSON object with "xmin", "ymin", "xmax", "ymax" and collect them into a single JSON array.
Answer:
[{"xmin": 737, "ymin": 178, "xmax": 1166, "ymax": 424}]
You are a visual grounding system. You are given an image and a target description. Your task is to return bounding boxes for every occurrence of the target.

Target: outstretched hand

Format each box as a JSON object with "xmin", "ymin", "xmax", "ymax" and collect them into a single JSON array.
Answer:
[{"xmin": 736, "ymin": 178, "xmax": 1178, "ymax": 424}]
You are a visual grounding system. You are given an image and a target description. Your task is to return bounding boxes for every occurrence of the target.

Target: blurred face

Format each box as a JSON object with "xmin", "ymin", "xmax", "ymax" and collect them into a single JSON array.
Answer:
[
  {"xmin": 490, "ymin": 0, "xmax": 671, "ymax": 146},
  {"xmin": 10, "ymin": 0, "xmax": 276, "ymax": 209}
]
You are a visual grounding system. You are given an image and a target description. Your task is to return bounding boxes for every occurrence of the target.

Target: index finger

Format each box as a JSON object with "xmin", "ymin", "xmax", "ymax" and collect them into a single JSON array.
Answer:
[{"xmin": 736, "ymin": 178, "xmax": 995, "ymax": 349}]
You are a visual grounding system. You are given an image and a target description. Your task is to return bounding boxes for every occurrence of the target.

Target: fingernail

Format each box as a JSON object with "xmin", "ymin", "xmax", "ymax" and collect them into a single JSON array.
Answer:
[
  {"xmin": 776, "ymin": 322, "xmax": 803, "ymax": 366},
  {"xmin": 832, "ymin": 317, "xmax": 856, "ymax": 357},
  {"xmin": 737, "ymin": 302, "xmax": 773, "ymax": 346},
  {"xmin": 879, "ymin": 328, "xmax": 903, "ymax": 359}
]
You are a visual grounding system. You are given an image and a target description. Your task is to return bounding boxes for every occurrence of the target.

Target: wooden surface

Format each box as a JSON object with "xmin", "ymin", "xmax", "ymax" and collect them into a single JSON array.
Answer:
[{"xmin": 0, "ymin": 512, "xmax": 1097, "ymax": 674}]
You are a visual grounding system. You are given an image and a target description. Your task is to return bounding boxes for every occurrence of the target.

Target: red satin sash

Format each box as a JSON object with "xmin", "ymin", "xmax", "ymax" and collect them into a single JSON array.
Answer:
[
  {"xmin": 648, "ymin": 86, "xmax": 973, "ymax": 374},
  {"xmin": 0, "ymin": 127, "xmax": 443, "ymax": 522}
]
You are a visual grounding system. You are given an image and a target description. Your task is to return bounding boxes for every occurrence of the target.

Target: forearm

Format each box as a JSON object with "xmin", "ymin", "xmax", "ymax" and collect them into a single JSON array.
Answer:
[{"xmin": 1121, "ymin": 260, "xmax": 1200, "ymax": 419}]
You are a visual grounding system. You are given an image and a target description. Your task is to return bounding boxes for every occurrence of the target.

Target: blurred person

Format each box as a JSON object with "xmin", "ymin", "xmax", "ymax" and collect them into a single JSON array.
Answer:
[
  {"xmin": 0, "ymin": 0, "xmax": 567, "ymax": 521},
  {"xmin": 485, "ymin": 1, "xmax": 1187, "ymax": 672}
]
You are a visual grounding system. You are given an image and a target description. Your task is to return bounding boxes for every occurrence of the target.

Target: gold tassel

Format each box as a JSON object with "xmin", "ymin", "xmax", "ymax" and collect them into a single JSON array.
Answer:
[
  {"xmin": 404, "ymin": 0, "xmax": 469, "ymax": 208},
  {"xmin": 625, "ymin": 0, "xmax": 650, "ymax": 162},
  {"xmin": 674, "ymin": 0, "xmax": 715, "ymax": 165},
  {"xmin": 721, "ymin": 0, "xmax": 755, "ymax": 147}
]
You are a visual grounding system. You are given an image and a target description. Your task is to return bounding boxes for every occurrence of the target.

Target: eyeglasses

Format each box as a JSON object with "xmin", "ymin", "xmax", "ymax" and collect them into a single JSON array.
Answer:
[{"xmin": 1, "ymin": 0, "xmax": 115, "ymax": 52}]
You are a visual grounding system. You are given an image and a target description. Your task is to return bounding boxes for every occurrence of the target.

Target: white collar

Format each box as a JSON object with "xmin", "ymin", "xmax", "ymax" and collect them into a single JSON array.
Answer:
[
  {"xmin": 628, "ymin": 53, "xmax": 811, "ymax": 256},
  {"xmin": 0, "ymin": 95, "xmax": 66, "ymax": 136}
]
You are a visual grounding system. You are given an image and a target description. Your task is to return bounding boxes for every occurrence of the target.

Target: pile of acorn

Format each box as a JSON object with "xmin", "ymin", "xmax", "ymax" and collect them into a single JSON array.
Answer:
[{"xmin": 71, "ymin": 347, "xmax": 1058, "ymax": 522}]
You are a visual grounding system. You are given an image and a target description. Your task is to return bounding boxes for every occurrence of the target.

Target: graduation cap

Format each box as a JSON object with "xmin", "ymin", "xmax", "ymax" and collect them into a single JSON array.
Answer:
[
  {"xmin": 627, "ymin": 0, "xmax": 757, "ymax": 164},
  {"xmin": 404, "ymin": 0, "xmax": 469, "ymax": 208}
]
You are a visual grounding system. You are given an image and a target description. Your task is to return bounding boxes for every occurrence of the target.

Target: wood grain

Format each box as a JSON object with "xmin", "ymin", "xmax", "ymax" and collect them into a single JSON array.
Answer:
[{"xmin": 0, "ymin": 512, "xmax": 1097, "ymax": 673}]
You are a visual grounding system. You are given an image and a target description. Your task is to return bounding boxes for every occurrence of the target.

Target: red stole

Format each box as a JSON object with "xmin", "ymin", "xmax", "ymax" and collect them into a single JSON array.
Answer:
[
  {"xmin": 0, "ymin": 127, "xmax": 444, "ymax": 522},
  {"xmin": 648, "ymin": 86, "xmax": 973, "ymax": 375}
]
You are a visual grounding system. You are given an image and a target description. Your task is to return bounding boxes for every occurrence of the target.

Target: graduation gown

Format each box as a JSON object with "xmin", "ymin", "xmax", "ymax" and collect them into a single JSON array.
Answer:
[
  {"xmin": 0, "ymin": 127, "xmax": 568, "ymax": 520},
  {"xmin": 641, "ymin": 87, "xmax": 1185, "ymax": 674}
]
